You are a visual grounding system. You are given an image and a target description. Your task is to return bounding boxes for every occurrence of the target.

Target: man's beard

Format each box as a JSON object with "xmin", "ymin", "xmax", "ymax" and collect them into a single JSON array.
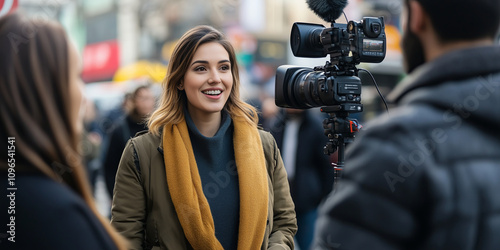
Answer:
[{"xmin": 402, "ymin": 28, "xmax": 426, "ymax": 74}]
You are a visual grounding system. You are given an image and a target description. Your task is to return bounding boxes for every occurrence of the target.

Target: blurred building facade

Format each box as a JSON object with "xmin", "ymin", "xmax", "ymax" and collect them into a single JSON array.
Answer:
[{"xmin": 18, "ymin": 0, "xmax": 405, "ymax": 117}]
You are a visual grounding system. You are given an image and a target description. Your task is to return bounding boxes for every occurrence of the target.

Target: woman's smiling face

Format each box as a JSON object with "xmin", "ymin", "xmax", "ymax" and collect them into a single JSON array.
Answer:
[{"xmin": 182, "ymin": 42, "xmax": 233, "ymax": 117}]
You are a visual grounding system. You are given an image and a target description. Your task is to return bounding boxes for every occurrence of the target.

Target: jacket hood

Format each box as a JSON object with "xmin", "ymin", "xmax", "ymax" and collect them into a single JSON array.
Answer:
[{"xmin": 387, "ymin": 45, "xmax": 500, "ymax": 126}]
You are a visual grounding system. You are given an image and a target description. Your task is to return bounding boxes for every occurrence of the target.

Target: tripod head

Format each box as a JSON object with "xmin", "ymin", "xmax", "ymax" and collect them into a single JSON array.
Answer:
[{"xmin": 321, "ymin": 105, "xmax": 362, "ymax": 185}]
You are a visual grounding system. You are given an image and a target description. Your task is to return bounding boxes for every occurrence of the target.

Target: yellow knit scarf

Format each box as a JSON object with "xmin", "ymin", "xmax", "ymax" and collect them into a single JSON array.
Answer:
[{"xmin": 162, "ymin": 117, "xmax": 269, "ymax": 250}]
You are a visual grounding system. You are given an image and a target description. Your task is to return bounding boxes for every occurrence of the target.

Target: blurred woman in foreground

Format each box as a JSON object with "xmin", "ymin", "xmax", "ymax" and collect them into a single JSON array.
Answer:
[{"xmin": 0, "ymin": 12, "xmax": 127, "ymax": 249}]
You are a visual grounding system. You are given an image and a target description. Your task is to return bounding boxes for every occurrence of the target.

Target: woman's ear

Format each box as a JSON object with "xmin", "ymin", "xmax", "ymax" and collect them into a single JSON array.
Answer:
[{"xmin": 178, "ymin": 82, "xmax": 184, "ymax": 90}]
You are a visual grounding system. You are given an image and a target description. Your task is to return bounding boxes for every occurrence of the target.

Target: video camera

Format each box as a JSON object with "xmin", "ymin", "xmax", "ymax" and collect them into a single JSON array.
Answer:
[
  {"xmin": 275, "ymin": 17, "xmax": 386, "ymax": 111},
  {"xmin": 275, "ymin": 13, "xmax": 387, "ymax": 182}
]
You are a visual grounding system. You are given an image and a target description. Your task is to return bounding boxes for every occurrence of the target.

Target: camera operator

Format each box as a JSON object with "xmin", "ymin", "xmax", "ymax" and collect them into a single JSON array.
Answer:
[
  {"xmin": 313, "ymin": 0, "xmax": 500, "ymax": 249},
  {"xmin": 269, "ymin": 108, "xmax": 333, "ymax": 250}
]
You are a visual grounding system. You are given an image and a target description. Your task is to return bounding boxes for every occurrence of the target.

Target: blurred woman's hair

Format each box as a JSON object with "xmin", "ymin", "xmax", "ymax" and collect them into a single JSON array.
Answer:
[
  {"xmin": 148, "ymin": 25, "xmax": 258, "ymax": 135},
  {"xmin": 0, "ymin": 12, "xmax": 127, "ymax": 249},
  {"xmin": 126, "ymin": 84, "xmax": 151, "ymax": 115},
  {"xmin": 132, "ymin": 85, "xmax": 151, "ymax": 100}
]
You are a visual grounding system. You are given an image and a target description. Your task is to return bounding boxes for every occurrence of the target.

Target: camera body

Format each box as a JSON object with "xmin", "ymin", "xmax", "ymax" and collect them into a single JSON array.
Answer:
[{"xmin": 276, "ymin": 17, "xmax": 386, "ymax": 110}]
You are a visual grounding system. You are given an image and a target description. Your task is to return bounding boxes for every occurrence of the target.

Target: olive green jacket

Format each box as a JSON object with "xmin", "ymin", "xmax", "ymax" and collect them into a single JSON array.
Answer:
[{"xmin": 111, "ymin": 129, "xmax": 297, "ymax": 250}]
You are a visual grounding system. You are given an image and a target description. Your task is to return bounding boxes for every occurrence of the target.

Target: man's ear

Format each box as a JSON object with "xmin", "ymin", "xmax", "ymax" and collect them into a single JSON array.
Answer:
[{"xmin": 408, "ymin": 0, "xmax": 428, "ymax": 36}]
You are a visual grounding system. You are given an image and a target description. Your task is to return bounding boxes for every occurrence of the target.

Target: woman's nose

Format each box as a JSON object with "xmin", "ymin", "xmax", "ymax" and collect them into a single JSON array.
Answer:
[{"xmin": 208, "ymin": 70, "xmax": 221, "ymax": 84}]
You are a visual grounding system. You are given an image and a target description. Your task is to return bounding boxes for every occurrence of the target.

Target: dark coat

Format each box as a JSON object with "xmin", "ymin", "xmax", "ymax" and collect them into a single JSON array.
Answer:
[
  {"xmin": 269, "ymin": 110, "xmax": 334, "ymax": 213},
  {"xmin": 103, "ymin": 115, "xmax": 147, "ymax": 197},
  {"xmin": 313, "ymin": 45, "xmax": 500, "ymax": 249},
  {"xmin": 111, "ymin": 129, "xmax": 297, "ymax": 250},
  {"xmin": 0, "ymin": 172, "xmax": 117, "ymax": 250}
]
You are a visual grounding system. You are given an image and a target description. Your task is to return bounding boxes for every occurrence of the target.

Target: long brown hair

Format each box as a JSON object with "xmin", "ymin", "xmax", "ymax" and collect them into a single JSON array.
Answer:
[
  {"xmin": 0, "ymin": 12, "xmax": 127, "ymax": 249},
  {"xmin": 148, "ymin": 25, "xmax": 258, "ymax": 135}
]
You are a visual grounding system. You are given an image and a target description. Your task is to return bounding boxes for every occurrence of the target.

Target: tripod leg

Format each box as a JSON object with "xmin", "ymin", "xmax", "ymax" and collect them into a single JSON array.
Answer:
[{"xmin": 333, "ymin": 142, "xmax": 345, "ymax": 192}]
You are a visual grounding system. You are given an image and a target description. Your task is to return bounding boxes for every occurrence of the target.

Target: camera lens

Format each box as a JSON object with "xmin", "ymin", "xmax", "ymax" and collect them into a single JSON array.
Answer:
[{"xmin": 290, "ymin": 23, "xmax": 327, "ymax": 58}]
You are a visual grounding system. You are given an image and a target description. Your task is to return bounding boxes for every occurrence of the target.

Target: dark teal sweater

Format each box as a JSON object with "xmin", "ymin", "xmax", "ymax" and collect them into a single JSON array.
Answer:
[{"xmin": 185, "ymin": 110, "xmax": 240, "ymax": 249}]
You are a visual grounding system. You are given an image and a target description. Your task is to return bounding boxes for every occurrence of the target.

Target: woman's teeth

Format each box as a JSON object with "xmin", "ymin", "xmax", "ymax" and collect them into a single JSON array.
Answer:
[{"xmin": 203, "ymin": 90, "xmax": 221, "ymax": 95}]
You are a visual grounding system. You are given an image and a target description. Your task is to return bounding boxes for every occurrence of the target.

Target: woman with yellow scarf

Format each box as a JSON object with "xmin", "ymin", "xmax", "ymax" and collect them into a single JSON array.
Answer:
[{"xmin": 111, "ymin": 25, "xmax": 297, "ymax": 250}]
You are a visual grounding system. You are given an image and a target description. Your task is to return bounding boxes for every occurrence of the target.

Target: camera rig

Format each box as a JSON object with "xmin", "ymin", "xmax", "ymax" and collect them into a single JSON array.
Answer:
[{"xmin": 275, "ymin": 17, "xmax": 386, "ymax": 183}]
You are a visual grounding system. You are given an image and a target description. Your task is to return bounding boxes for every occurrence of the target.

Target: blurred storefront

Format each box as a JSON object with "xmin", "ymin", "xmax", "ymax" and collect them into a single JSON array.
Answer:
[
  {"xmin": 0, "ymin": 0, "xmax": 19, "ymax": 17},
  {"xmin": 17, "ymin": 0, "xmax": 405, "ymax": 116},
  {"xmin": 81, "ymin": 0, "xmax": 118, "ymax": 82}
]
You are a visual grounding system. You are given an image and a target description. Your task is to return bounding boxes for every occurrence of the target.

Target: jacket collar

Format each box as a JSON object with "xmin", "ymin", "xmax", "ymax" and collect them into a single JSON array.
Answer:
[{"xmin": 388, "ymin": 45, "xmax": 500, "ymax": 104}]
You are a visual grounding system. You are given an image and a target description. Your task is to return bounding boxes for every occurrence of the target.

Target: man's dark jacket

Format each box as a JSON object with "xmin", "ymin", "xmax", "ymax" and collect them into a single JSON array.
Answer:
[
  {"xmin": 270, "ymin": 110, "xmax": 334, "ymax": 213},
  {"xmin": 313, "ymin": 45, "xmax": 500, "ymax": 249}
]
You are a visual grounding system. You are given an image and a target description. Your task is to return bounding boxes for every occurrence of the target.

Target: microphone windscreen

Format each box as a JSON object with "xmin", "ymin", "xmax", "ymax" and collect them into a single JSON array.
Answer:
[{"xmin": 306, "ymin": 0, "xmax": 348, "ymax": 23}]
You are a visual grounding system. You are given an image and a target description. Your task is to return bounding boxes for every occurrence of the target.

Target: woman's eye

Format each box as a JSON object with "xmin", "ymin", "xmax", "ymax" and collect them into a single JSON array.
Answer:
[
  {"xmin": 220, "ymin": 65, "xmax": 230, "ymax": 71},
  {"xmin": 194, "ymin": 66, "xmax": 206, "ymax": 71}
]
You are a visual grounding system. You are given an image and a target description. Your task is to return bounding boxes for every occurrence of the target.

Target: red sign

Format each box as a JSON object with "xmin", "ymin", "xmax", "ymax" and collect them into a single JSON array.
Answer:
[
  {"xmin": 0, "ymin": 0, "xmax": 18, "ymax": 17},
  {"xmin": 82, "ymin": 40, "xmax": 120, "ymax": 83}
]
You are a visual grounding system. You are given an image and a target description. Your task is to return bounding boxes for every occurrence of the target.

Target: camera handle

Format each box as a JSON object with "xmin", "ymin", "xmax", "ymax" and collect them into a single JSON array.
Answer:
[{"xmin": 321, "ymin": 106, "xmax": 362, "ymax": 189}]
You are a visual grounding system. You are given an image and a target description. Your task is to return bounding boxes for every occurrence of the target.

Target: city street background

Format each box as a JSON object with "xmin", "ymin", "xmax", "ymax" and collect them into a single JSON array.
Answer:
[{"xmin": 13, "ymin": 0, "xmax": 406, "ymax": 219}]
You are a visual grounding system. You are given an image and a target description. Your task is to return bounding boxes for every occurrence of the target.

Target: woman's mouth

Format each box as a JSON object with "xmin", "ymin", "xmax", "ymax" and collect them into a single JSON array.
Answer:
[
  {"xmin": 202, "ymin": 90, "xmax": 222, "ymax": 95},
  {"xmin": 202, "ymin": 89, "xmax": 223, "ymax": 99}
]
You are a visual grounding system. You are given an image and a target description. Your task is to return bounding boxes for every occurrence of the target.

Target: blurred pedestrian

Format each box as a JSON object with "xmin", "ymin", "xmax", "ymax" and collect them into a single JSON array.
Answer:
[
  {"xmin": 81, "ymin": 99, "xmax": 102, "ymax": 194},
  {"xmin": 100, "ymin": 92, "xmax": 133, "ymax": 138},
  {"xmin": 103, "ymin": 85, "xmax": 155, "ymax": 198},
  {"xmin": 270, "ymin": 108, "xmax": 333, "ymax": 250},
  {"xmin": 313, "ymin": 0, "xmax": 500, "ymax": 249},
  {"xmin": 0, "ymin": 12, "xmax": 127, "ymax": 249},
  {"xmin": 97, "ymin": 92, "xmax": 131, "ymax": 193},
  {"xmin": 111, "ymin": 25, "xmax": 297, "ymax": 249}
]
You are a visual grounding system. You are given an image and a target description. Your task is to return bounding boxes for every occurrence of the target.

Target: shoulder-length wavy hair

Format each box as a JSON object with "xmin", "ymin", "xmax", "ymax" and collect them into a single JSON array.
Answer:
[
  {"xmin": 0, "ymin": 12, "xmax": 127, "ymax": 249},
  {"xmin": 148, "ymin": 25, "xmax": 258, "ymax": 135}
]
